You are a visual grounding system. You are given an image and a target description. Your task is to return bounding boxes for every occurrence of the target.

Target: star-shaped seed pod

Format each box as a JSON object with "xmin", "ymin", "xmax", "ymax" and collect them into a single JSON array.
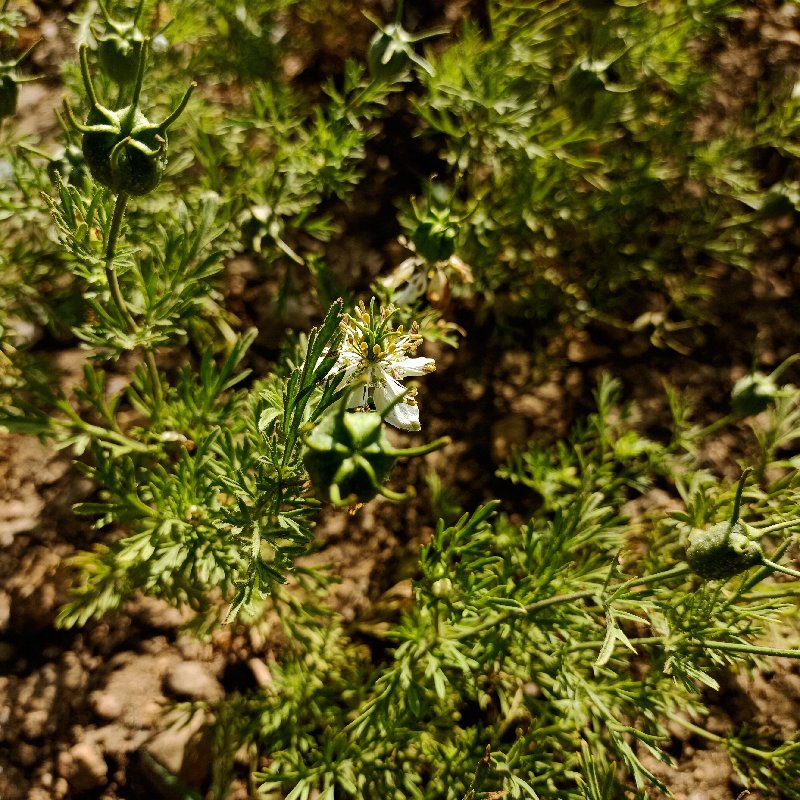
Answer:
[
  {"xmin": 63, "ymin": 41, "xmax": 194, "ymax": 197},
  {"xmin": 303, "ymin": 399, "xmax": 449, "ymax": 508},
  {"xmin": 92, "ymin": 0, "xmax": 147, "ymax": 86},
  {"xmin": 686, "ymin": 468, "xmax": 800, "ymax": 582},
  {"xmin": 365, "ymin": 13, "xmax": 447, "ymax": 84},
  {"xmin": 0, "ymin": 42, "xmax": 39, "ymax": 123}
]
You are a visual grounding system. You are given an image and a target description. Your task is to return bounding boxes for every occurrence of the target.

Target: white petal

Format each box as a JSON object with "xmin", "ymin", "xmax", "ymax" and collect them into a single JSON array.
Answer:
[
  {"xmin": 374, "ymin": 374, "xmax": 421, "ymax": 431},
  {"xmin": 379, "ymin": 257, "xmax": 418, "ymax": 289},
  {"xmin": 392, "ymin": 271, "xmax": 428, "ymax": 305},
  {"xmin": 347, "ymin": 385, "xmax": 370, "ymax": 408},
  {"xmin": 394, "ymin": 356, "xmax": 435, "ymax": 377}
]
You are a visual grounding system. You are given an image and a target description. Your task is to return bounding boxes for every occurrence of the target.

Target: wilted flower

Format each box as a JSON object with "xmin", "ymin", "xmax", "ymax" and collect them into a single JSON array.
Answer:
[
  {"xmin": 380, "ymin": 243, "xmax": 473, "ymax": 307},
  {"xmin": 328, "ymin": 300, "xmax": 435, "ymax": 431}
]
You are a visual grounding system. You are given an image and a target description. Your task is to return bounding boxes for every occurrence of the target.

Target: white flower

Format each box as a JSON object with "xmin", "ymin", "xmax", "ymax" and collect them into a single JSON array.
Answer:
[
  {"xmin": 329, "ymin": 303, "xmax": 436, "ymax": 431},
  {"xmin": 379, "ymin": 241, "xmax": 473, "ymax": 307}
]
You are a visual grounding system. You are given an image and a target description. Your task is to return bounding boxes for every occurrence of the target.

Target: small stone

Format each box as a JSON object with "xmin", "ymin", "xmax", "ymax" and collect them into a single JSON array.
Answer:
[
  {"xmin": 67, "ymin": 742, "xmax": 108, "ymax": 793},
  {"xmin": 248, "ymin": 658, "xmax": 273, "ymax": 688},
  {"xmin": 165, "ymin": 661, "xmax": 224, "ymax": 703},
  {"xmin": 90, "ymin": 691, "xmax": 123, "ymax": 721}
]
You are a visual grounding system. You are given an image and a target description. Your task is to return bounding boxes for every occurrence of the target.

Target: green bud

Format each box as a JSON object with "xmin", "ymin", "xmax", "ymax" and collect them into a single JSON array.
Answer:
[
  {"xmin": 365, "ymin": 16, "xmax": 444, "ymax": 84},
  {"xmin": 731, "ymin": 372, "xmax": 777, "ymax": 417},
  {"xmin": 431, "ymin": 577, "xmax": 453, "ymax": 599}
]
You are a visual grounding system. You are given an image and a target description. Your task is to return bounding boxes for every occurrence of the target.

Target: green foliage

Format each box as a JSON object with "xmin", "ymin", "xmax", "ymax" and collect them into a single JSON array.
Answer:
[
  {"xmin": 415, "ymin": 0, "xmax": 768, "ymax": 343},
  {"xmin": 204, "ymin": 378, "xmax": 800, "ymax": 798},
  {"xmin": 2, "ymin": 2, "xmax": 800, "ymax": 799}
]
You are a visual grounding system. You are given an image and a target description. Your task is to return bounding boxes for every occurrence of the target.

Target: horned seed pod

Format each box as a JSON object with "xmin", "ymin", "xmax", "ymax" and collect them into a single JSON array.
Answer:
[
  {"xmin": 93, "ymin": 0, "xmax": 147, "ymax": 86},
  {"xmin": 64, "ymin": 42, "xmax": 194, "ymax": 197}
]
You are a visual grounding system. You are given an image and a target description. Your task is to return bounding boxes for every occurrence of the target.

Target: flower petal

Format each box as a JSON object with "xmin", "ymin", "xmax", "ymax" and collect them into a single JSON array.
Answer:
[
  {"xmin": 374, "ymin": 374, "xmax": 421, "ymax": 431},
  {"xmin": 347, "ymin": 384, "xmax": 370, "ymax": 408},
  {"xmin": 393, "ymin": 356, "xmax": 435, "ymax": 377}
]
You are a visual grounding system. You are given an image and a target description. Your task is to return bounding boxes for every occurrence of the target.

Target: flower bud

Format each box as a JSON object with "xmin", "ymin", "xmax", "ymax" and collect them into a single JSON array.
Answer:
[
  {"xmin": 731, "ymin": 372, "xmax": 779, "ymax": 417},
  {"xmin": 92, "ymin": 0, "xmax": 147, "ymax": 86}
]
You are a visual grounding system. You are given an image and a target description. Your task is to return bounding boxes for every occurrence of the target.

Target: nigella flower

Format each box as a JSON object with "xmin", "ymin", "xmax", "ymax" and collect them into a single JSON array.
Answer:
[
  {"xmin": 329, "ymin": 301, "xmax": 435, "ymax": 431},
  {"xmin": 379, "ymin": 239, "xmax": 473, "ymax": 308}
]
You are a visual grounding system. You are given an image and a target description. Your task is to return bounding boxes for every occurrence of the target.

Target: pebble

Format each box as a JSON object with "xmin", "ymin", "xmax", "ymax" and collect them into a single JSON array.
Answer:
[
  {"xmin": 67, "ymin": 742, "xmax": 108, "ymax": 793},
  {"xmin": 164, "ymin": 661, "xmax": 224, "ymax": 703}
]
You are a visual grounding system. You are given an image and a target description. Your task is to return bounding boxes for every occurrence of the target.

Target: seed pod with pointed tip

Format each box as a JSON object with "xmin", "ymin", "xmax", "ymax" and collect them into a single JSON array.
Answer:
[
  {"xmin": 303, "ymin": 400, "xmax": 450, "ymax": 507},
  {"xmin": 686, "ymin": 469, "xmax": 763, "ymax": 580},
  {"xmin": 64, "ymin": 42, "xmax": 195, "ymax": 196},
  {"xmin": 93, "ymin": 0, "xmax": 147, "ymax": 86}
]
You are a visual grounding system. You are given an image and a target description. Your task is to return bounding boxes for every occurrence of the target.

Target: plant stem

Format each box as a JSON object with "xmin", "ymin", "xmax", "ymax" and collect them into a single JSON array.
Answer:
[
  {"xmin": 454, "ymin": 564, "xmax": 690, "ymax": 642},
  {"xmin": 104, "ymin": 192, "xmax": 136, "ymax": 331},
  {"xmin": 104, "ymin": 192, "xmax": 163, "ymax": 416},
  {"xmin": 756, "ymin": 518, "xmax": 800, "ymax": 536},
  {"xmin": 567, "ymin": 635, "xmax": 800, "ymax": 660},
  {"xmin": 702, "ymin": 639, "xmax": 800, "ymax": 659},
  {"xmin": 667, "ymin": 715, "xmax": 772, "ymax": 759}
]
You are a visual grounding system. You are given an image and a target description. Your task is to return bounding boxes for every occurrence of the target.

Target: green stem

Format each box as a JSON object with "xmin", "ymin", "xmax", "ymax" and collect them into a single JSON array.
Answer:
[
  {"xmin": 104, "ymin": 192, "xmax": 163, "ymax": 415},
  {"xmin": 757, "ymin": 518, "xmax": 800, "ymax": 536},
  {"xmin": 703, "ymin": 639, "xmax": 800, "ymax": 659},
  {"xmin": 454, "ymin": 565, "xmax": 690, "ymax": 642},
  {"xmin": 104, "ymin": 192, "xmax": 136, "ymax": 331},
  {"xmin": 668, "ymin": 715, "xmax": 772, "ymax": 760},
  {"xmin": 761, "ymin": 558, "xmax": 800, "ymax": 580},
  {"xmin": 686, "ymin": 412, "xmax": 736, "ymax": 441}
]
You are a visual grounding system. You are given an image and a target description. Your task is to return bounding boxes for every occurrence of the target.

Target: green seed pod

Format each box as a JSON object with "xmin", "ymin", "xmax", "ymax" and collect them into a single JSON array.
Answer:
[
  {"xmin": 303, "ymin": 399, "xmax": 450, "ymax": 507},
  {"xmin": 368, "ymin": 26, "xmax": 411, "ymax": 83},
  {"xmin": 304, "ymin": 405, "xmax": 398, "ymax": 506},
  {"xmin": 64, "ymin": 43, "xmax": 194, "ymax": 197},
  {"xmin": 686, "ymin": 469, "xmax": 765, "ymax": 580},
  {"xmin": 92, "ymin": 0, "xmax": 147, "ymax": 86},
  {"xmin": 686, "ymin": 521, "xmax": 763, "ymax": 580},
  {"xmin": 0, "ymin": 41, "xmax": 39, "ymax": 123},
  {"xmin": 0, "ymin": 73, "xmax": 19, "ymax": 120},
  {"xmin": 365, "ymin": 16, "xmax": 444, "ymax": 84},
  {"xmin": 731, "ymin": 372, "xmax": 778, "ymax": 417},
  {"xmin": 412, "ymin": 217, "xmax": 457, "ymax": 263},
  {"xmin": 46, "ymin": 144, "xmax": 89, "ymax": 186}
]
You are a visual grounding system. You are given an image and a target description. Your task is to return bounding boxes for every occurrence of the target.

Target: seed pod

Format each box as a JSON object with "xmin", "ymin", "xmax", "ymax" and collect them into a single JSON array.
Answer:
[
  {"xmin": 46, "ymin": 144, "xmax": 89, "ymax": 186},
  {"xmin": 93, "ymin": 0, "xmax": 147, "ymax": 86},
  {"xmin": 64, "ymin": 43, "xmax": 194, "ymax": 196},
  {"xmin": 365, "ymin": 16, "xmax": 444, "ymax": 84},
  {"xmin": 0, "ymin": 43, "xmax": 38, "ymax": 122},
  {"xmin": 303, "ymin": 400, "xmax": 450, "ymax": 507},
  {"xmin": 731, "ymin": 372, "xmax": 778, "ymax": 417},
  {"xmin": 686, "ymin": 521, "xmax": 763, "ymax": 580},
  {"xmin": 686, "ymin": 469, "xmax": 764, "ymax": 580},
  {"xmin": 303, "ymin": 404, "xmax": 399, "ymax": 506},
  {"xmin": 412, "ymin": 216, "xmax": 457, "ymax": 263}
]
